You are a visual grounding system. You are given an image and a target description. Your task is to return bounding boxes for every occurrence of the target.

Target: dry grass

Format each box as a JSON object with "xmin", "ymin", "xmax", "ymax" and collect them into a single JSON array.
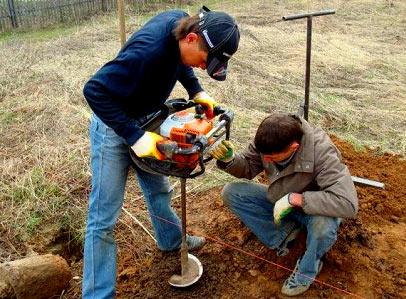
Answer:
[
  {"xmin": 213, "ymin": 0, "xmax": 406, "ymax": 153},
  {"xmin": 0, "ymin": 0, "xmax": 405, "ymax": 265}
]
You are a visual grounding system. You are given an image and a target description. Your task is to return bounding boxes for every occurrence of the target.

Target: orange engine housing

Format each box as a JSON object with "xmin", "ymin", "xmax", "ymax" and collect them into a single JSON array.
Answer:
[{"xmin": 168, "ymin": 113, "xmax": 213, "ymax": 169}]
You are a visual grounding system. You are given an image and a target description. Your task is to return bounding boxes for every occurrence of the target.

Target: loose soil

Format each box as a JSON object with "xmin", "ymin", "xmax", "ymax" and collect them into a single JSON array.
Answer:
[{"xmin": 101, "ymin": 137, "xmax": 405, "ymax": 299}]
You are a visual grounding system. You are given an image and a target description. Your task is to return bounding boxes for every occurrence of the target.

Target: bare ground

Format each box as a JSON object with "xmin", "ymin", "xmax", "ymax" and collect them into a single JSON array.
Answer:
[{"xmin": 63, "ymin": 137, "xmax": 406, "ymax": 299}]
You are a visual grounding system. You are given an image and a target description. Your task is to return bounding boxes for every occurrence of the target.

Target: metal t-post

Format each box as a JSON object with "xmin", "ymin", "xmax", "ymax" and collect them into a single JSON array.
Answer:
[
  {"xmin": 282, "ymin": 9, "xmax": 384, "ymax": 189},
  {"xmin": 283, "ymin": 9, "xmax": 335, "ymax": 121},
  {"xmin": 304, "ymin": 16, "xmax": 312, "ymax": 121}
]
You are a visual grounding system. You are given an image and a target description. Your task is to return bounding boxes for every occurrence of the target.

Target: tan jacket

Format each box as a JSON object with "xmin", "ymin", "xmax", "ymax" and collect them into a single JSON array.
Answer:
[{"xmin": 219, "ymin": 118, "xmax": 358, "ymax": 219}]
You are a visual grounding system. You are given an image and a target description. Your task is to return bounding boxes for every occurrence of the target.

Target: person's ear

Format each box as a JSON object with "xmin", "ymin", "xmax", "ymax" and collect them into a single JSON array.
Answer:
[
  {"xmin": 290, "ymin": 141, "xmax": 300, "ymax": 152},
  {"xmin": 185, "ymin": 32, "xmax": 199, "ymax": 43}
]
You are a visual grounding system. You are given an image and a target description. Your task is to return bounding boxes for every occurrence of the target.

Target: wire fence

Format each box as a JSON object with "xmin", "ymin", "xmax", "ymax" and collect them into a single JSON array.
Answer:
[
  {"xmin": 0, "ymin": 0, "xmax": 114, "ymax": 32},
  {"xmin": 0, "ymin": 0, "xmax": 180, "ymax": 32}
]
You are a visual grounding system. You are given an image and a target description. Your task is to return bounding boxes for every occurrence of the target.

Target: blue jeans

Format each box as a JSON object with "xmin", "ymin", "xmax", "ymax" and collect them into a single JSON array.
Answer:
[
  {"xmin": 82, "ymin": 114, "xmax": 182, "ymax": 299},
  {"xmin": 222, "ymin": 181, "xmax": 341, "ymax": 284}
]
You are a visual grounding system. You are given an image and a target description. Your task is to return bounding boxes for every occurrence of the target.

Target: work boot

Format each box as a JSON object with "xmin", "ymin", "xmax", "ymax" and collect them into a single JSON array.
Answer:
[
  {"xmin": 281, "ymin": 258, "xmax": 323, "ymax": 296},
  {"xmin": 186, "ymin": 235, "xmax": 206, "ymax": 251}
]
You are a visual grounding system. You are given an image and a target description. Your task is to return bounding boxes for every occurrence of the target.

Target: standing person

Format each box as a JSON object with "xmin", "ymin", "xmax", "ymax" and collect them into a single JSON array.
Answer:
[
  {"xmin": 210, "ymin": 113, "xmax": 358, "ymax": 296},
  {"xmin": 82, "ymin": 7, "xmax": 240, "ymax": 298}
]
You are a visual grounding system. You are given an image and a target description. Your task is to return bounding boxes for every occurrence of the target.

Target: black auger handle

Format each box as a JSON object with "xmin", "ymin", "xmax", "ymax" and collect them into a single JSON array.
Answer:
[{"xmin": 165, "ymin": 98, "xmax": 196, "ymax": 111}]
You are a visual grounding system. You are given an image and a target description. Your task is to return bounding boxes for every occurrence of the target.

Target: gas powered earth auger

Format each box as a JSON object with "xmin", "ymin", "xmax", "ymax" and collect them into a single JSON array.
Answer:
[{"xmin": 129, "ymin": 98, "xmax": 234, "ymax": 287}]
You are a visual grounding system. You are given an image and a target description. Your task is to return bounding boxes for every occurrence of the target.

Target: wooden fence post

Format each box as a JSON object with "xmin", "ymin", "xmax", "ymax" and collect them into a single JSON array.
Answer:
[
  {"xmin": 6, "ymin": 0, "xmax": 18, "ymax": 28},
  {"xmin": 117, "ymin": 0, "xmax": 125, "ymax": 46}
]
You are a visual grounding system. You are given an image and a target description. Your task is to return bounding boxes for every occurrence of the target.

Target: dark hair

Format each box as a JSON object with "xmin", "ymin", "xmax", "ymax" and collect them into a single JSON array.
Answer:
[
  {"xmin": 173, "ymin": 15, "xmax": 208, "ymax": 52},
  {"xmin": 254, "ymin": 113, "xmax": 304, "ymax": 154}
]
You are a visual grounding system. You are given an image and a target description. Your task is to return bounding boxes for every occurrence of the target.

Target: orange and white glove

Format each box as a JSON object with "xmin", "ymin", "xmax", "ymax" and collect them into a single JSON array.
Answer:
[
  {"xmin": 131, "ymin": 131, "xmax": 165, "ymax": 160},
  {"xmin": 192, "ymin": 91, "xmax": 217, "ymax": 119}
]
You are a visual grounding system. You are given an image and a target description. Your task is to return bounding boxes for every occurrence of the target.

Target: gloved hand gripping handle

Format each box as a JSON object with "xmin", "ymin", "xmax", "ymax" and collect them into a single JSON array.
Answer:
[
  {"xmin": 201, "ymin": 109, "xmax": 234, "ymax": 164},
  {"xmin": 130, "ymin": 100, "xmax": 234, "ymax": 179},
  {"xmin": 154, "ymin": 107, "xmax": 234, "ymax": 178},
  {"xmin": 156, "ymin": 108, "xmax": 234, "ymax": 156},
  {"xmin": 189, "ymin": 108, "xmax": 234, "ymax": 178}
]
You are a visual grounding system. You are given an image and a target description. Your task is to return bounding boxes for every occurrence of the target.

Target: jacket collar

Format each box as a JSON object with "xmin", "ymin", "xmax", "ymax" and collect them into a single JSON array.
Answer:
[{"xmin": 292, "ymin": 118, "xmax": 315, "ymax": 173}]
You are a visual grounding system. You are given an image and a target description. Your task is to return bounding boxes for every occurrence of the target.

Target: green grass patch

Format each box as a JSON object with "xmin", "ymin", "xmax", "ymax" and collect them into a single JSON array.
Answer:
[
  {"xmin": 4, "ymin": 167, "xmax": 72, "ymax": 239},
  {"xmin": 8, "ymin": 167, "xmax": 64, "ymax": 203},
  {"xmin": 319, "ymin": 93, "xmax": 344, "ymax": 105},
  {"xmin": 0, "ymin": 24, "xmax": 79, "ymax": 44},
  {"xmin": 0, "ymin": 110, "xmax": 19, "ymax": 125},
  {"xmin": 27, "ymin": 211, "xmax": 42, "ymax": 233}
]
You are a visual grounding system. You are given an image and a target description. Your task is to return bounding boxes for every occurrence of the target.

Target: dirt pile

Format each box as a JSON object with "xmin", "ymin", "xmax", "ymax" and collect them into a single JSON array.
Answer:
[{"xmin": 114, "ymin": 137, "xmax": 405, "ymax": 298}]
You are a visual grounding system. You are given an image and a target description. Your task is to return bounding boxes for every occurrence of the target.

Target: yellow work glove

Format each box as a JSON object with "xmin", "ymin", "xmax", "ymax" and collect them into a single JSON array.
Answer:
[
  {"xmin": 210, "ymin": 140, "xmax": 235, "ymax": 163},
  {"xmin": 131, "ymin": 131, "xmax": 165, "ymax": 160},
  {"xmin": 193, "ymin": 91, "xmax": 218, "ymax": 119}
]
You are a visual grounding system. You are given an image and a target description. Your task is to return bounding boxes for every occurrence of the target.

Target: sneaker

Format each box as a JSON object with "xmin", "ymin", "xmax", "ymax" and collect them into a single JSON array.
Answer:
[
  {"xmin": 186, "ymin": 235, "xmax": 206, "ymax": 251},
  {"xmin": 281, "ymin": 258, "xmax": 323, "ymax": 296}
]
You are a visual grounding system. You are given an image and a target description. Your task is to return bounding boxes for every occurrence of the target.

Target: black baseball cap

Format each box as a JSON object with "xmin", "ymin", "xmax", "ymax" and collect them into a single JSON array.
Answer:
[{"xmin": 198, "ymin": 7, "xmax": 240, "ymax": 81}]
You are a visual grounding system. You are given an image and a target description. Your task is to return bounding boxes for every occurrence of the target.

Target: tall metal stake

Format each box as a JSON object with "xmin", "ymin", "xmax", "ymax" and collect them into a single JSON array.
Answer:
[
  {"xmin": 282, "ymin": 9, "xmax": 384, "ymax": 189},
  {"xmin": 283, "ymin": 9, "xmax": 335, "ymax": 120}
]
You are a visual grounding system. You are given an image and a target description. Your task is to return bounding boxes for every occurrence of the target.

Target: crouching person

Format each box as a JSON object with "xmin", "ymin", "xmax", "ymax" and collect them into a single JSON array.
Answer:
[{"xmin": 210, "ymin": 113, "xmax": 358, "ymax": 296}]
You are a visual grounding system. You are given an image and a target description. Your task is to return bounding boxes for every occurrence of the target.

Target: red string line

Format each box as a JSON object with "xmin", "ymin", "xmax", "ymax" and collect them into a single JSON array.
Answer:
[{"xmin": 141, "ymin": 213, "xmax": 364, "ymax": 299}]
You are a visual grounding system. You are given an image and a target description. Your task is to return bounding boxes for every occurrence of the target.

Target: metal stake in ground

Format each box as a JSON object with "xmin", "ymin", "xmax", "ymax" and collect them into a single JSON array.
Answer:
[
  {"xmin": 283, "ymin": 9, "xmax": 335, "ymax": 120},
  {"xmin": 168, "ymin": 178, "xmax": 203, "ymax": 287},
  {"xmin": 282, "ymin": 10, "xmax": 384, "ymax": 190}
]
